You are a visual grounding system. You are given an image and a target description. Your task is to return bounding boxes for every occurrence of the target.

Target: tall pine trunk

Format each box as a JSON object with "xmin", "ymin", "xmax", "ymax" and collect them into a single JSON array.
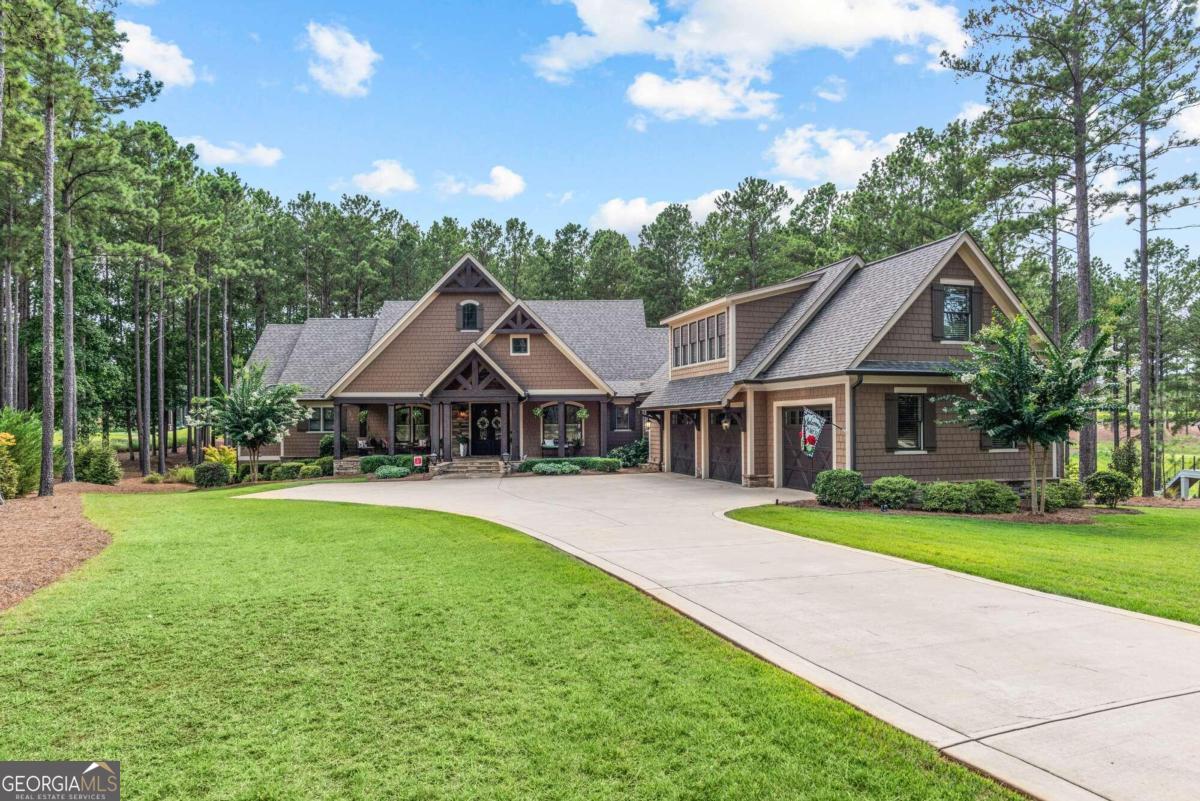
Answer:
[
  {"xmin": 61, "ymin": 212, "xmax": 76, "ymax": 481},
  {"xmin": 1071, "ymin": 101, "xmax": 1097, "ymax": 479},
  {"xmin": 157, "ymin": 276, "xmax": 166, "ymax": 474},
  {"xmin": 222, "ymin": 275, "xmax": 231, "ymax": 389},
  {"xmin": 38, "ymin": 93, "xmax": 55, "ymax": 497},
  {"xmin": 1136, "ymin": 118, "xmax": 1154, "ymax": 496},
  {"xmin": 140, "ymin": 275, "xmax": 151, "ymax": 475},
  {"xmin": 132, "ymin": 263, "xmax": 142, "ymax": 463},
  {"xmin": 1049, "ymin": 180, "xmax": 1060, "ymax": 344}
]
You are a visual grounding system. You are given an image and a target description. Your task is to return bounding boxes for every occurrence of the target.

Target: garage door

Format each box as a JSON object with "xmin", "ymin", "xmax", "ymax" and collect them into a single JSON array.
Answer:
[
  {"xmin": 708, "ymin": 409, "xmax": 743, "ymax": 484},
  {"xmin": 781, "ymin": 406, "xmax": 832, "ymax": 490},
  {"xmin": 670, "ymin": 411, "xmax": 697, "ymax": 476}
]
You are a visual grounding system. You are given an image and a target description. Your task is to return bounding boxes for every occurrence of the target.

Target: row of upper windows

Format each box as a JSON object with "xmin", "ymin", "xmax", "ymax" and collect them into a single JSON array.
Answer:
[{"xmin": 672, "ymin": 312, "xmax": 726, "ymax": 368}]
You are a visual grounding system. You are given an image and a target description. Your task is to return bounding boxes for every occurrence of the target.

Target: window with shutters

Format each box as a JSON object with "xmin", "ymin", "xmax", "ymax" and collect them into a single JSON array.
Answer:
[
  {"xmin": 459, "ymin": 301, "xmax": 480, "ymax": 331},
  {"xmin": 942, "ymin": 286, "xmax": 971, "ymax": 341},
  {"xmin": 896, "ymin": 394, "xmax": 923, "ymax": 450}
]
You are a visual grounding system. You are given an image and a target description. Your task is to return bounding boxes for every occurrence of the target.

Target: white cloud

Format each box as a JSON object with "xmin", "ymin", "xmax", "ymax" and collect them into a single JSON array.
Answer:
[
  {"xmin": 468, "ymin": 165, "xmax": 527, "ymax": 201},
  {"xmin": 956, "ymin": 100, "xmax": 988, "ymax": 122},
  {"xmin": 436, "ymin": 174, "xmax": 468, "ymax": 196},
  {"xmin": 551, "ymin": 190, "xmax": 575, "ymax": 205},
  {"xmin": 117, "ymin": 20, "xmax": 196, "ymax": 88},
  {"xmin": 766, "ymin": 125, "xmax": 904, "ymax": 186},
  {"xmin": 126, "ymin": 0, "xmax": 157, "ymax": 6},
  {"xmin": 814, "ymin": 75, "xmax": 847, "ymax": 103},
  {"xmin": 182, "ymin": 136, "xmax": 283, "ymax": 167},
  {"xmin": 628, "ymin": 115, "xmax": 649, "ymax": 133},
  {"xmin": 1176, "ymin": 105, "xmax": 1200, "ymax": 138},
  {"xmin": 304, "ymin": 22, "xmax": 381, "ymax": 98},
  {"xmin": 350, "ymin": 159, "xmax": 418, "ymax": 195},
  {"xmin": 530, "ymin": 0, "xmax": 965, "ymax": 122},
  {"xmin": 589, "ymin": 189, "xmax": 725, "ymax": 234},
  {"xmin": 626, "ymin": 72, "xmax": 779, "ymax": 122},
  {"xmin": 893, "ymin": 52, "xmax": 915, "ymax": 65}
]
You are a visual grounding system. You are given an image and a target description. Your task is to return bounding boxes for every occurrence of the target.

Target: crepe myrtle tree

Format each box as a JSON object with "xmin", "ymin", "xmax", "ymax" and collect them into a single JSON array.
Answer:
[
  {"xmin": 188, "ymin": 362, "xmax": 306, "ymax": 482},
  {"xmin": 939, "ymin": 316, "xmax": 1113, "ymax": 514}
]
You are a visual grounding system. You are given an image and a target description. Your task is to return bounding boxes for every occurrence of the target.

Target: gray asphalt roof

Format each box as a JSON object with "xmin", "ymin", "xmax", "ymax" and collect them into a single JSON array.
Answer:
[
  {"xmin": 526, "ymin": 300, "xmax": 667, "ymax": 385},
  {"xmin": 855, "ymin": 360, "xmax": 957, "ymax": 374},
  {"xmin": 275, "ymin": 317, "xmax": 378, "ymax": 399},
  {"xmin": 758, "ymin": 234, "xmax": 961, "ymax": 380},
  {"xmin": 373, "ymin": 301, "xmax": 416, "ymax": 344},
  {"xmin": 248, "ymin": 324, "xmax": 303, "ymax": 387}
]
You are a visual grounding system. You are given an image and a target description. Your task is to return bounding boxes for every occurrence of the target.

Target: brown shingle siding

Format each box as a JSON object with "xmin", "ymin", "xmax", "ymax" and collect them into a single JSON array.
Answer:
[
  {"xmin": 483, "ymin": 334, "xmax": 598, "ymax": 391},
  {"xmin": 735, "ymin": 290, "xmax": 805, "ymax": 363}
]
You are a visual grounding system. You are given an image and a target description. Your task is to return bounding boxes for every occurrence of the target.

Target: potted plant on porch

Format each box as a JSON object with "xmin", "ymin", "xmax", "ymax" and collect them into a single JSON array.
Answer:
[{"xmin": 457, "ymin": 434, "xmax": 469, "ymax": 457}]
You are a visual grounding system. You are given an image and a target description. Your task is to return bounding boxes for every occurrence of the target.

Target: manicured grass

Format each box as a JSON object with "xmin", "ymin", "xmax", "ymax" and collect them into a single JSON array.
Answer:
[
  {"xmin": 0, "ymin": 489, "xmax": 1017, "ymax": 800},
  {"xmin": 730, "ymin": 504, "xmax": 1200, "ymax": 625}
]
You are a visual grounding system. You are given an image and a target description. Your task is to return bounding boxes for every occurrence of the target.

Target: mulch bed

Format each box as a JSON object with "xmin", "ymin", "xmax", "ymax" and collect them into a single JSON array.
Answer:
[
  {"xmin": 0, "ymin": 478, "xmax": 187, "ymax": 612},
  {"xmin": 778, "ymin": 498, "xmax": 1143, "ymax": 525}
]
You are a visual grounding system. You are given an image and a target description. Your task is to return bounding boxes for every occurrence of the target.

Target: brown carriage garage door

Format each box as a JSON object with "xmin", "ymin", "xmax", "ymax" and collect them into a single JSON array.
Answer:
[
  {"xmin": 708, "ymin": 409, "xmax": 743, "ymax": 484},
  {"xmin": 781, "ymin": 406, "xmax": 833, "ymax": 491},
  {"xmin": 670, "ymin": 411, "xmax": 697, "ymax": 476}
]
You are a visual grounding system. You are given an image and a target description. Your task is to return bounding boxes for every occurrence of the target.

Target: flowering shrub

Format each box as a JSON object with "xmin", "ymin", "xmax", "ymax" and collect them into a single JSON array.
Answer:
[{"xmin": 203, "ymin": 445, "xmax": 238, "ymax": 473}]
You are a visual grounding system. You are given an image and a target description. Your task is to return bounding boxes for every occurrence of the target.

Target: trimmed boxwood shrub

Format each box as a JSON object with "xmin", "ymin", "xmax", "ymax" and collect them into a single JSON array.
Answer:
[
  {"xmin": 299, "ymin": 463, "xmax": 323, "ymax": 479},
  {"xmin": 967, "ymin": 480, "xmax": 1020, "ymax": 514},
  {"xmin": 319, "ymin": 433, "xmax": 352, "ymax": 457},
  {"xmin": 868, "ymin": 475, "xmax": 919, "ymax": 510},
  {"xmin": 1046, "ymin": 479, "xmax": 1086, "ymax": 510},
  {"xmin": 375, "ymin": 465, "xmax": 411, "ymax": 479},
  {"xmin": 0, "ymin": 408, "xmax": 41, "ymax": 496},
  {"xmin": 194, "ymin": 461, "xmax": 230, "ymax": 488},
  {"xmin": 1085, "ymin": 470, "xmax": 1133, "ymax": 508},
  {"xmin": 813, "ymin": 469, "xmax": 865, "ymax": 508},
  {"xmin": 274, "ymin": 461, "xmax": 305, "ymax": 480},
  {"xmin": 921, "ymin": 481, "xmax": 971, "ymax": 513},
  {"xmin": 75, "ymin": 441, "xmax": 122, "ymax": 486},
  {"xmin": 608, "ymin": 438, "xmax": 648, "ymax": 468},
  {"xmin": 316, "ymin": 456, "xmax": 334, "ymax": 476},
  {"xmin": 532, "ymin": 461, "xmax": 582, "ymax": 475},
  {"xmin": 359, "ymin": 454, "xmax": 427, "ymax": 474},
  {"xmin": 517, "ymin": 457, "xmax": 620, "ymax": 473}
]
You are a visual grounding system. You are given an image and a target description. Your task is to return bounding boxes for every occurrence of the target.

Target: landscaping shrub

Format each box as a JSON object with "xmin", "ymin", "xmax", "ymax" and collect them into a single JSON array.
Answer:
[
  {"xmin": 0, "ymin": 408, "xmax": 39, "ymax": 496},
  {"xmin": 299, "ymin": 464, "xmax": 323, "ymax": 479},
  {"xmin": 359, "ymin": 454, "xmax": 426, "ymax": 474},
  {"xmin": 516, "ymin": 457, "xmax": 620, "ymax": 473},
  {"xmin": 194, "ymin": 461, "xmax": 230, "ymax": 488},
  {"xmin": 203, "ymin": 445, "xmax": 238, "ymax": 473},
  {"xmin": 812, "ymin": 469, "xmax": 865, "ymax": 508},
  {"xmin": 274, "ymin": 462, "xmax": 305, "ymax": 480},
  {"xmin": 319, "ymin": 433, "xmax": 351, "ymax": 458},
  {"xmin": 608, "ymin": 438, "xmax": 649, "ymax": 468},
  {"xmin": 74, "ymin": 441, "xmax": 122, "ymax": 486},
  {"xmin": 966, "ymin": 480, "xmax": 1020, "ymax": 514},
  {"xmin": 144, "ymin": 471, "xmax": 164, "ymax": 484},
  {"xmin": 167, "ymin": 465, "xmax": 195, "ymax": 484},
  {"xmin": 531, "ymin": 461, "xmax": 582, "ymax": 475},
  {"xmin": 237, "ymin": 463, "xmax": 254, "ymax": 482},
  {"xmin": 1044, "ymin": 479, "xmax": 1085, "ymax": 512},
  {"xmin": 316, "ymin": 456, "xmax": 334, "ymax": 476},
  {"xmin": 868, "ymin": 475, "xmax": 919, "ymax": 510},
  {"xmin": 921, "ymin": 481, "xmax": 971, "ymax": 513},
  {"xmin": 0, "ymin": 432, "xmax": 19, "ymax": 501},
  {"xmin": 375, "ymin": 465, "xmax": 412, "ymax": 479},
  {"xmin": 1109, "ymin": 440, "xmax": 1139, "ymax": 480},
  {"xmin": 1086, "ymin": 470, "xmax": 1133, "ymax": 508}
]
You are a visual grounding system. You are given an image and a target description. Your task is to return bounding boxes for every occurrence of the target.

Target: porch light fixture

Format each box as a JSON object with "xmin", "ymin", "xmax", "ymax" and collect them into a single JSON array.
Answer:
[{"xmin": 721, "ymin": 414, "xmax": 732, "ymax": 432}]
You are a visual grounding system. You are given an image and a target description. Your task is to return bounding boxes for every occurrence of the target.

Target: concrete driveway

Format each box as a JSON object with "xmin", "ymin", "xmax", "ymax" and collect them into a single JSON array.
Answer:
[{"xmin": 253, "ymin": 472, "xmax": 1200, "ymax": 801}]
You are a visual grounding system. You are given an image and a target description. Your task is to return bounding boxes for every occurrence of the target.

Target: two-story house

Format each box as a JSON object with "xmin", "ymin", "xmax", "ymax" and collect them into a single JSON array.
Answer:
[{"xmin": 639, "ymin": 231, "xmax": 1057, "ymax": 489}]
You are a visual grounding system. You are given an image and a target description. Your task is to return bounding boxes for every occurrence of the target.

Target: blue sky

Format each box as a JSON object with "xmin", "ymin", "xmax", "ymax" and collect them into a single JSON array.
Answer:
[{"xmin": 118, "ymin": 0, "xmax": 1199, "ymax": 268}]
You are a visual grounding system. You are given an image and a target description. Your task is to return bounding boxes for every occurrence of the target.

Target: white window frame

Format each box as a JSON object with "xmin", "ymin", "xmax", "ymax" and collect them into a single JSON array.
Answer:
[
  {"xmin": 939, "ymin": 284, "xmax": 973, "ymax": 344},
  {"xmin": 459, "ymin": 300, "xmax": 481, "ymax": 332},
  {"xmin": 510, "ymin": 334, "xmax": 530, "ymax": 356},
  {"xmin": 894, "ymin": 392, "xmax": 925, "ymax": 452}
]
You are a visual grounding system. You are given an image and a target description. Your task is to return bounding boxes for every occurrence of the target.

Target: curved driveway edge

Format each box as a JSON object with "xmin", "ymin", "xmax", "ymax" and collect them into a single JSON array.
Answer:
[{"xmin": 250, "ymin": 473, "xmax": 1200, "ymax": 801}]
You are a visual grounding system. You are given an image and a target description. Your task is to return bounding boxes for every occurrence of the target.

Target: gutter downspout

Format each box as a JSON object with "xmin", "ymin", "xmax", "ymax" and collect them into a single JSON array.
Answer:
[{"xmin": 848, "ymin": 375, "xmax": 863, "ymax": 471}]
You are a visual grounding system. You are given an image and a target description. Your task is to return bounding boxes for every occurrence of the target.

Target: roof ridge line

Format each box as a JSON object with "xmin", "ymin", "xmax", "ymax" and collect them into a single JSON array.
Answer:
[{"xmin": 861, "ymin": 231, "xmax": 963, "ymax": 268}]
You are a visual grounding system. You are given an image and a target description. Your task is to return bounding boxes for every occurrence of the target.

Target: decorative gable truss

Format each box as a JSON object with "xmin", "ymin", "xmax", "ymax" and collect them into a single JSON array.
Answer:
[
  {"xmin": 436, "ymin": 256, "xmax": 503, "ymax": 295},
  {"xmin": 494, "ymin": 306, "xmax": 544, "ymax": 334},
  {"xmin": 424, "ymin": 345, "xmax": 523, "ymax": 398}
]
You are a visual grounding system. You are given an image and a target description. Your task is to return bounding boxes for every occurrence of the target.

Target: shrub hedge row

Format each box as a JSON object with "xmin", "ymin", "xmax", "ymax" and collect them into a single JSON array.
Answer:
[
  {"xmin": 359, "ymin": 454, "xmax": 427, "ymax": 474},
  {"xmin": 815, "ymin": 470, "xmax": 1026, "ymax": 515},
  {"xmin": 516, "ymin": 457, "xmax": 620, "ymax": 473}
]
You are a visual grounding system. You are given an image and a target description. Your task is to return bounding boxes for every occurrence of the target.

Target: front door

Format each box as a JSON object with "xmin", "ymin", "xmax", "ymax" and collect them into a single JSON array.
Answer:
[
  {"xmin": 781, "ymin": 406, "xmax": 833, "ymax": 490},
  {"xmin": 670, "ymin": 411, "xmax": 697, "ymax": 476},
  {"xmin": 470, "ymin": 403, "xmax": 502, "ymax": 456}
]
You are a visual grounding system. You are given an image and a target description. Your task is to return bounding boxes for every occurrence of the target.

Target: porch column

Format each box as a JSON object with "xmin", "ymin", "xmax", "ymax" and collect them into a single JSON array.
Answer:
[
  {"xmin": 557, "ymin": 400, "xmax": 566, "ymax": 457},
  {"xmin": 430, "ymin": 401, "xmax": 440, "ymax": 458},
  {"xmin": 511, "ymin": 401, "xmax": 521, "ymax": 460},
  {"xmin": 333, "ymin": 402, "xmax": 343, "ymax": 460},
  {"xmin": 387, "ymin": 404, "xmax": 396, "ymax": 456},
  {"xmin": 443, "ymin": 403, "xmax": 453, "ymax": 461},
  {"xmin": 500, "ymin": 402, "xmax": 509, "ymax": 460},
  {"xmin": 599, "ymin": 402, "xmax": 609, "ymax": 456}
]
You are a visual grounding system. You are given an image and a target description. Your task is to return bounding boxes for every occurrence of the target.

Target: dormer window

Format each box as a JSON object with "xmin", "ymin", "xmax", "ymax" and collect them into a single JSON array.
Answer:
[
  {"xmin": 458, "ymin": 301, "xmax": 481, "ymax": 332},
  {"xmin": 672, "ymin": 311, "xmax": 726, "ymax": 367}
]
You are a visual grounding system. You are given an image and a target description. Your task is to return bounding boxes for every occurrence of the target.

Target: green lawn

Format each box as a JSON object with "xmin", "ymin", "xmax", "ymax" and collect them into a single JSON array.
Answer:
[
  {"xmin": 730, "ymin": 504, "xmax": 1200, "ymax": 625},
  {"xmin": 0, "ymin": 488, "xmax": 1016, "ymax": 800}
]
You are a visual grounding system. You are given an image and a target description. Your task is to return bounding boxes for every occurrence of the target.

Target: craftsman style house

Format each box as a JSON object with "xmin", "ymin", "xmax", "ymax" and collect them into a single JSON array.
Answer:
[
  {"xmin": 248, "ymin": 232, "xmax": 1056, "ymax": 488},
  {"xmin": 248, "ymin": 256, "xmax": 665, "ymax": 467}
]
